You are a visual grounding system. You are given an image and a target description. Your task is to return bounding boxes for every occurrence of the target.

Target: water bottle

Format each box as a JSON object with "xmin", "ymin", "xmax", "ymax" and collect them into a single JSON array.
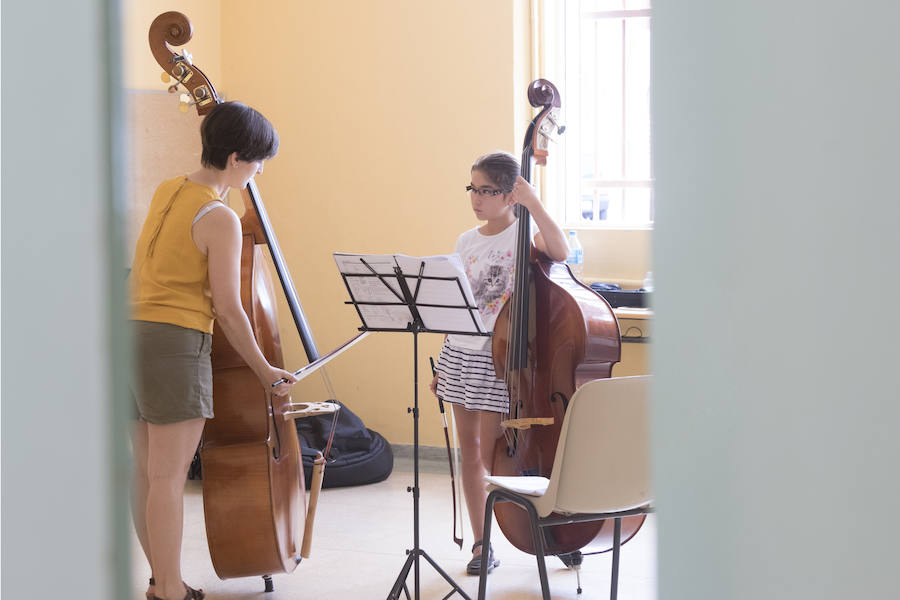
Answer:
[{"xmin": 566, "ymin": 230, "xmax": 584, "ymax": 278}]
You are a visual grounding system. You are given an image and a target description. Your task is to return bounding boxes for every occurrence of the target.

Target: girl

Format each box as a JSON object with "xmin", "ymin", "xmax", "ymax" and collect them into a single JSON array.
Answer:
[
  {"xmin": 430, "ymin": 151, "xmax": 568, "ymax": 575},
  {"xmin": 130, "ymin": 101, "xmax": 298, "ymax": 600}
]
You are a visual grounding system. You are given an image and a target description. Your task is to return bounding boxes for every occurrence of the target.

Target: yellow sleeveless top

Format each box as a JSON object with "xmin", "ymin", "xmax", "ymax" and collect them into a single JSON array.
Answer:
[{"xmin": 130, "ymin": 176, "xmax": 224, "ymax": 333}]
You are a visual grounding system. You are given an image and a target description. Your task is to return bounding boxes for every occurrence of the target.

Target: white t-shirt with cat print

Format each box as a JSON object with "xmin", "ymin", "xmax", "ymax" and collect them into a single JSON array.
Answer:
[{"xmin": 447, "ymin": 219, "xmax": 532, "ymax": 351}]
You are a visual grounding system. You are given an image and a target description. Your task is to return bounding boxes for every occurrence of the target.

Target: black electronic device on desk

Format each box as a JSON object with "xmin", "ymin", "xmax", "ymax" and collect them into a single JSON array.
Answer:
[{"xmin": 590, "ymin": 282, "xmax": 651, "ymax": 309}]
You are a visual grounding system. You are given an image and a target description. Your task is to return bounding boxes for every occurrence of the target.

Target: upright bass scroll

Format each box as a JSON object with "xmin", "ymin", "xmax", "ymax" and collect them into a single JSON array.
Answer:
[{"xmin": 148, "ymin": 11, "xmax": 217, "ymax": 114}]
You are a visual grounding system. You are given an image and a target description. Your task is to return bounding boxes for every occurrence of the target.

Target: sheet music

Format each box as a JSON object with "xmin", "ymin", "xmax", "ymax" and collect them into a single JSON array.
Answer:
[
  {"xmin": 334, "ymin": 252, "xmax": 487, "ymax": 334},
  {"xmin": 395, "ymin": 254, "xmax": 485, "ymax": 333},
  {"xmin": 334, "ymin": 254, "xmax": 402, "ymax": 299},
  {"xmin": 334, "ymin": 253, "xmax": 397, "ymax": 276},
  {"xmin": 333, "ymin": 253, "xmax": 409, "ymax": 329}
]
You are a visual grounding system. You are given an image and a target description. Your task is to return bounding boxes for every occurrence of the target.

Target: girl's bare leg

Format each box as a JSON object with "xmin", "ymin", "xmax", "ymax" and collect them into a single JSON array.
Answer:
[
  {"xmin": 478, "ymin": 410, "xmax": 502, "ymax": 554},
  {"xmin": 453, "ymin": 404, "xmax": 493, "ymax": 556},
  {"xmin": 145, "ymin": 418, "xmax": 205, "ymax": 600},
  {"xmin": 478, "ymin": 410, "xmax": 502, "ymax": 472}
]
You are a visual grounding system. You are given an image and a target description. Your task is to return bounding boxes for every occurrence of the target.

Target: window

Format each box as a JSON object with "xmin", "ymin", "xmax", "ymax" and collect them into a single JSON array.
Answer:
[{"xmin": 540, "ymin": 0, "xmax": 653, "ymax": 228}]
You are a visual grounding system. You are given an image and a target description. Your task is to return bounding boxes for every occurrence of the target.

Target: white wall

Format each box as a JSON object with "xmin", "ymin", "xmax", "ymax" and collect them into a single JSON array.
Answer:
[
  {"xmin": 652, "ymin": 2, "xmax": 900, "ymax": 598},
  {"xmin": 1, "ymin": 1, "xmax": 130, "ymax": 598}
]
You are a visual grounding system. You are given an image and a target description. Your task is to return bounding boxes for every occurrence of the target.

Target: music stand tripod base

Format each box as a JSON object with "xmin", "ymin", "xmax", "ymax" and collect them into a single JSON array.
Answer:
[{"xmin": 385, "ymin": 329, "xmax": 471, "ymax": 600}]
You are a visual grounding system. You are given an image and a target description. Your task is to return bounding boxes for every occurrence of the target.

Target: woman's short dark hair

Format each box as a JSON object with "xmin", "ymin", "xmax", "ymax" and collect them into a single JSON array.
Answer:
[
  {"xmin": 200, "ymin": 101, "xmax": 279, "ymax": 170},
  {"xmin": 471, "ymin": 151, "xmax": 520, "ymax": 192}
]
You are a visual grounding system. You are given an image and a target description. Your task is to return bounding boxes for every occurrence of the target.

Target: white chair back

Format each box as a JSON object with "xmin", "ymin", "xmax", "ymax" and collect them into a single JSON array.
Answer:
[{"xmin": 540, "ymin": 376, "xmax": 652, "ymax": 515}]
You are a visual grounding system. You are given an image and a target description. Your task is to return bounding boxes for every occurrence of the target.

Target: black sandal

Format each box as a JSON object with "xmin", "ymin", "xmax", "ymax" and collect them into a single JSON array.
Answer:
[
  {"xmin": 150, "ymin": 591, "xmax": 192, "ymax": 600},
  {"xmin": 466, "ymin": 539, "xmax": 500, "ymax": 575},
  {"xmin": 184, "ymin": 584, "xmax": 204, "ymax": 600},
  {"xmin": 148, "ymin": 578, "xmax": 205, "ymax": 600}
]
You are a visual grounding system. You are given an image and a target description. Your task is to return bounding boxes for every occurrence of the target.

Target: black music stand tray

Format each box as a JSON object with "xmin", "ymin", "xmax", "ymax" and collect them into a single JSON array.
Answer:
[{"xmin": 336, "ymin": 254, "xmax": 490, "ymax": 600}]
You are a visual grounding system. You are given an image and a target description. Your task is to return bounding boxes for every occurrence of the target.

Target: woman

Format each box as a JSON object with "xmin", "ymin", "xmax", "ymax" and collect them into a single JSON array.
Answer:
[{"xmin": 129, "ymin": 101, "xmax": 298, "ymax": 600}]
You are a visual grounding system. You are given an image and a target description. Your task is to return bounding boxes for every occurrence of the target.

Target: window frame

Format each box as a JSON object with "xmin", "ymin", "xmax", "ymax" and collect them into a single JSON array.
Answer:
[{"xmin": 540, "ymin": 0, "xmax": 654, "ymax": 230}]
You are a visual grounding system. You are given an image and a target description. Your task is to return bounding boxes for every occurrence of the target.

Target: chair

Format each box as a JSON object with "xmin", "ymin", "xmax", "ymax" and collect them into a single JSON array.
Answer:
[{"xmin": 477, "ymin": 375, "xmax": 653, "ymax": 600}]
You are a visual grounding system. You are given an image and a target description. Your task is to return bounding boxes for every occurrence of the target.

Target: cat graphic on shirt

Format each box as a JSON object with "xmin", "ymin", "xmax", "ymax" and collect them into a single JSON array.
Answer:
[{"xmin": 470, "ymin": 250, "xmax": 514, "ymax": 316}]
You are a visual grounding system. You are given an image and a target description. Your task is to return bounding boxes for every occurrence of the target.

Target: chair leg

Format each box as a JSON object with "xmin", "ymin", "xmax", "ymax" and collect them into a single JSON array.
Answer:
[
  {"xmin": 530, "ymin": 515, "xmax": 551, "ymax": 600},
  {"xmin": 610, "ymin": 517, "xmax": 622, "ymax": 600},
  {"xmin": 477, "ymin": 489, "xmax": 551, "ymax": 600},
  {"xmin": 477, "ymin": 491, "xmax": 498, "ymax": 600}
]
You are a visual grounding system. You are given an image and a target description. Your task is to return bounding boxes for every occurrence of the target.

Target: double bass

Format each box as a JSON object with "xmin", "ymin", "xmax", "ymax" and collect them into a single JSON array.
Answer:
[
  {"xmin": 490, "ymin": 80, "xmax": 646, "ymax": 559},
  {"xmin": 149, "ymin": 12, "xmax": 365, "ymax": 591}
]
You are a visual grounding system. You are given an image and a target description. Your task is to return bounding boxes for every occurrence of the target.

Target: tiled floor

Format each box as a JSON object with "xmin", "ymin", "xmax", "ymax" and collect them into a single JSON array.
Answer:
[{"xmin": 132, "ymin": 454, "xmax": 657, "ymax": 599}]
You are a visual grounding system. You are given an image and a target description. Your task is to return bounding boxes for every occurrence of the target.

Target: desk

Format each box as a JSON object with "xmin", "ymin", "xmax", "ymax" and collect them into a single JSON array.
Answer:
[{"xmin": 612, "ymin": 307, "xmax": 652, "ymax": 376}]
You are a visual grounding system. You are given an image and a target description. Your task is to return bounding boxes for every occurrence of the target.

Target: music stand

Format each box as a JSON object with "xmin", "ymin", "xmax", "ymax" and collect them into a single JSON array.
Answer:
[{"xmin": 335, "ymin": 253, "xmax": 491, "ymax": 600}]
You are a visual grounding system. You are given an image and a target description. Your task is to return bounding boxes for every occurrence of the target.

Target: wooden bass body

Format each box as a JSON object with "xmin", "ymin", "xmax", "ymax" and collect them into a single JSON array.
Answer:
[
  {"xmin": 490, "ymin": 252, "xmax": 646, "ymax": 555},
  {"xmin": 202, "ymin": 237, "xmax": 305, "ymax": 578}
]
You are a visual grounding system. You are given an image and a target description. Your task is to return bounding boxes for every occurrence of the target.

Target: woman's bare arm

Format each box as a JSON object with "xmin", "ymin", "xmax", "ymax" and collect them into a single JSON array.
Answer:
[{"xmin": 194, "ymin": 207, "xmax": 296, "ymax": 395}]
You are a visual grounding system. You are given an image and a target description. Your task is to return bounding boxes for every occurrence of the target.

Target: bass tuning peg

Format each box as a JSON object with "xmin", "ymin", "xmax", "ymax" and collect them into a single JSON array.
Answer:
[
  {"xmin": 178, "ymin": 93, "xmax": 193, "ymax": 113},
  {"xmin": 546, "ymin": 113, "xmax": 566, "ymax": 135},
  {"xmin": 165, "ymin": 63, "xmax": 190, "ymax": 94},
  {"xmin": 172, "ymin": 49, "xmax": 193, "ymax": 66}
]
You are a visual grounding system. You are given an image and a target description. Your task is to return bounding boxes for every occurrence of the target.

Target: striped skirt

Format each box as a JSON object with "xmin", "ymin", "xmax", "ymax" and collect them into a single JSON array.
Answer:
[{"xmin": 435, "ymin": 341, "xmax": 509, "ymax": 413}]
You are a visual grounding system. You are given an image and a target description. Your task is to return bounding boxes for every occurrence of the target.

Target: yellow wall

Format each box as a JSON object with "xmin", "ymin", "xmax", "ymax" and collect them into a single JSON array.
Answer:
[
  {"xmin": 218, "ymin": 0, "xmax": 528, "ymax": 447},
  {"xmin": 123, "ymin": 0, "xmax": 651, "ymax": 446}
]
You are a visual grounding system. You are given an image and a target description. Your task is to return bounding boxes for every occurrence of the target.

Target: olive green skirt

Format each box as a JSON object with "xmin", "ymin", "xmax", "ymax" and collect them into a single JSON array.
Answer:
[{"xmin": 131, "ymin": 320, "xmax": 213, "ymax": 424}]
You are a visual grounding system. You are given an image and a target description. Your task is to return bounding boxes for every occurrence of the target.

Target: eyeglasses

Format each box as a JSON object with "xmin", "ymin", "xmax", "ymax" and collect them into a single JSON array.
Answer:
[{"xmin": 465, "ymin": 185, "xmax": 506, "ymax": 197}]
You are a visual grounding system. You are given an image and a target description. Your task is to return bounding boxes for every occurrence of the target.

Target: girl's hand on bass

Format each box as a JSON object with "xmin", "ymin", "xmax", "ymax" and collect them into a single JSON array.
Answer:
[{"xmin": 509, "ymin": 176, "xmax": 540, "ymax": 211}]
